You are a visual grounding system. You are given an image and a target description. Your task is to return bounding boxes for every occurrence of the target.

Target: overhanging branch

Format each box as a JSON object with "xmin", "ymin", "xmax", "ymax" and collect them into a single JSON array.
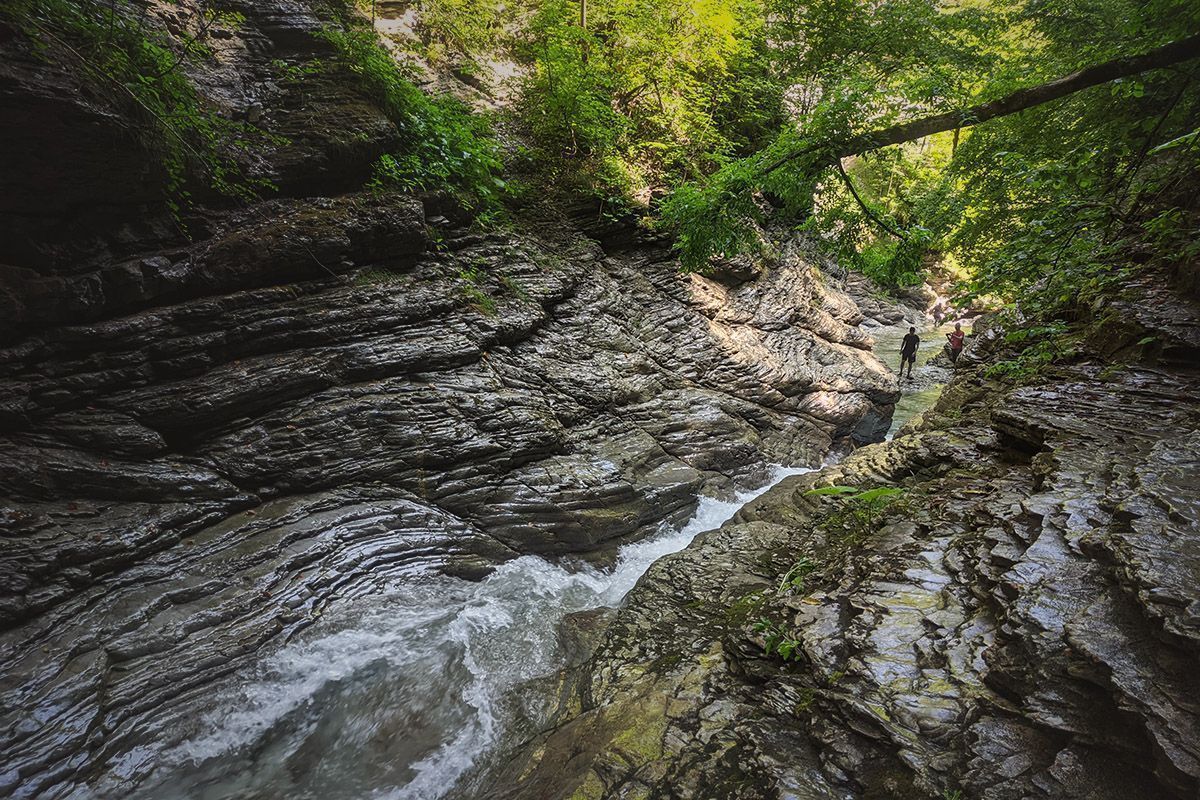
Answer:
[
  {"xmin": 835, "ymin": 160, "xmax": 905, "ymax": 238},
  {"xmin": 760, "ymin": 32, "xmax": 1200, "ymax": 177}
]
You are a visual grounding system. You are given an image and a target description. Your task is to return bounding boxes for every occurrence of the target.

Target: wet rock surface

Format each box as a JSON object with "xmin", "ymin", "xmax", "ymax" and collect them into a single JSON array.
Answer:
[
  {"xmin": 491, "ymin": 279, "xmax": 1200, "ymax": 800},
  {"xmin": 0, "ymin": 1, "xmax": 901, "ymax": 793},
  {"xmin": 0, "ymin": 225, "xmax": 900, "ymax": 796},
  {"xmin": 12, "ymin": 0, "xmax": 1197, "ymax": 797}
]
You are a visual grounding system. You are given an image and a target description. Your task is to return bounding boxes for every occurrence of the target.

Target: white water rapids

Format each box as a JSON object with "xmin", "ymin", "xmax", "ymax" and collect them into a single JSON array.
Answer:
[{"xmin": 137, "ymin": 466, "xmax": 812, "ymax": 800}]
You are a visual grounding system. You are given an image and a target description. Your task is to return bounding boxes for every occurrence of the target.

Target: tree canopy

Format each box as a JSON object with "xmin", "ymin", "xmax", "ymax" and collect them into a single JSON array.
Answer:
[
  {"xmin": 11, "ymin": 0, "xmax": 1197, "ymax": 314},
  {"xmin": 644, "ymin": 0, "xmax": 1200, "ymax": 314},
  {"xmin": 494, "ymin": 0, "xmax": 1200, "ymax": 313}
]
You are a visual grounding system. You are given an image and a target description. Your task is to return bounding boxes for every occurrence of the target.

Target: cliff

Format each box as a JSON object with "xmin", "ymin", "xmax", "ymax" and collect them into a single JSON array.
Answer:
[{"xmin": 0, "ymin": 1, "xmax": 902, "ymax": 796}]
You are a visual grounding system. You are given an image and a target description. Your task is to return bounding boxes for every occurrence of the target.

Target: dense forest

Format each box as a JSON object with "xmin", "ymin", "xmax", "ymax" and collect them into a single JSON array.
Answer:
[
  {"xmin": 2, "ymin": 1, "xmax": 1200, "ymax": 798},
  {"xmin": 6, "ymin": 0, "xmax": 1198, "ymax": 319}
]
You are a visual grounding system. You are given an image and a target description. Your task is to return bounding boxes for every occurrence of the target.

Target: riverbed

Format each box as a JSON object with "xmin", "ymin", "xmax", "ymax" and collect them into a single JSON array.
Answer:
[
  {"xmin": 123, "ymin": 467, "xmax": 812, "ymax": 800},
  {"xmin": 868, "ymin": 321, "xmax": 961, "ymax": 438},
  {"xmin": 121, "ymin": 324, "xmax": 961, "ymax": 800}
]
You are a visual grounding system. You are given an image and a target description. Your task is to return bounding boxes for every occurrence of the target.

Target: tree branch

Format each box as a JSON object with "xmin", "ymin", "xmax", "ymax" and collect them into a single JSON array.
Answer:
[
  {"xmin": 835, "ymin": 160, "xmax": 905, "ymax": 238},
  {"xmin": 760, "ymin": 32, "xmax": 1200, "ymax": 177}
]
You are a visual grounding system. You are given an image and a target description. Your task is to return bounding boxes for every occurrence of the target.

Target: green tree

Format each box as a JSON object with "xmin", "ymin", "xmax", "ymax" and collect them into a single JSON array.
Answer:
[
  {"xmin": 515, "ymin": 0, "xmax": 780, "ymax": 197},
  {"xmin": 657, "ymin": 0, "xmax": 1200, "ymax": 316}
]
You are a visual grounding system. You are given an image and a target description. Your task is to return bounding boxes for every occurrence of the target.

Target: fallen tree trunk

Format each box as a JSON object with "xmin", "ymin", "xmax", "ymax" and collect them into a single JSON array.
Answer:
[{"xmin": 761, "ymin": 32, "xmax": 1200, "ymax": 176}]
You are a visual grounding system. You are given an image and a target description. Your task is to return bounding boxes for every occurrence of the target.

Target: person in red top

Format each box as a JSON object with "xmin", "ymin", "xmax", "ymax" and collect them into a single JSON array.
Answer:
[{"xmin": 947, "ymin": 322, "xmax": 966, "ymax": 363}]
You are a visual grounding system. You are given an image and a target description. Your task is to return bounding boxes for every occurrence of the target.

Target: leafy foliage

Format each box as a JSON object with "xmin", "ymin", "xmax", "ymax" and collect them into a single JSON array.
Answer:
[
  {"xmin": 806, "ymin": 484, "xmax": 906, "ymax": 545},
  {"xmin": 777, "ymin": 557, "xmax": 816, "ymax": 595},
  {"xmin": 3, "ymin": 0, "xmax": 276, "ymax": 218},
  {"xmin": 655, "ymin": 0, "xmax": 1200, "ymax": 314},
  {"xmin": 983, "ymin": 320, "xmax": 1076, "ymax": 381},
  {"xmin": 658, "ymin": 172, "xmax": 768, "ymax": 270},
  {"xmin": 659, "ymin": 0, "xmax": 1014, "ymax": 270},
  {"xmin": 754, "ymin": 618, "xmax": 804, "ymax": 662},
  {"xmin": 514, "ymin": 0, "xmax": 782, "ymax": 199},
  {"xmin": 417, "ymin": 0, "xmax": 503, "ymax": 61},
  {"xmin": 458, "ymin": 263, "xmax": 498, "ymax": 314},
  {"xmin": 935, "ymin": 50, "xmax": 1200, "ymax": 314},
  {"xmin": 802, "ymin": 136, "xmax": 951, "ymax": 288},
  {"xmin": 319, "ymin": 18, "xmax": 503, "ymax": 206}
]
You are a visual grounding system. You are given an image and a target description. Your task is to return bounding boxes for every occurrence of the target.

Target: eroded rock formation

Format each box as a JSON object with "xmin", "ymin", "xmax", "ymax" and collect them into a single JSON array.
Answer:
[
  {"xmin": 0, "ymin": 0, "xmax": 900, "ymax": 796},
  {"xmin": 490, "ymin": 274, "xmax": 1200, "ymax": 800}
]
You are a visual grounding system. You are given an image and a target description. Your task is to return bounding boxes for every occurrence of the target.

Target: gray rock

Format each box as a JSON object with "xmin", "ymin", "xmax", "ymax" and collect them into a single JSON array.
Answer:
[
  {"xmin": 0, "ymin": 0, "xmax": 916, "ymax": 795},
  {"xmin": 489, "ymin": 281, "xmax": 1200, "ymax": 800},
  {"xmin": 0, "ymin": 200, "xmax": 899, "ymax": 798}
]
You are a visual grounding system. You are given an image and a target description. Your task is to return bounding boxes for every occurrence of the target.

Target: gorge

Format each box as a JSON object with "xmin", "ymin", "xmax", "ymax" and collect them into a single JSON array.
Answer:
[{"xmin": 1, "ymin": 0, "xmax": 1198, "ymax": 798}]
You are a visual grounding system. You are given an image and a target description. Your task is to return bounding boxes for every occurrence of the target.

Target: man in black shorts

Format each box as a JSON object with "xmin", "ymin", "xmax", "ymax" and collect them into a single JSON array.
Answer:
[{"xmin": 900, "ymin": 326, "xmax": 920, "ymax": 380}]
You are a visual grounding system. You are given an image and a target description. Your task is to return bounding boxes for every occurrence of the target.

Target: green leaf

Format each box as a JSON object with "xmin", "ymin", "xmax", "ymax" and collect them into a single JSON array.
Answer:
[
  {"xmin": 853, "ymin": 487, "xmax": 905, "ymax": 504},
  {"xmin": 1150, "ymin": 128, "xmax": 1199, "ymax": 154}
]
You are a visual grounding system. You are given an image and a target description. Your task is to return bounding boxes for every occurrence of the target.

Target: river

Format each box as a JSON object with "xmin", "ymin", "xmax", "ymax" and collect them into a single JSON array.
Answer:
[
  {"xmin": 868, "ymin": 321, "xmax": 959, "ymax": 437},
  {"xmin": 127, "ymin": 467, "xmax": 813, "ymax": 800},
  {"xmin": 120, "ymin": 326, "xmax": 954, "ymax": 800}
]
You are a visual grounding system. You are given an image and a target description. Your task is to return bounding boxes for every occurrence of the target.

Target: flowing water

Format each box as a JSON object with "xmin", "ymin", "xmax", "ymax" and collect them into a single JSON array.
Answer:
[
  {"xmin": 869, "ymin": 321, "xmax": 961, "ymax": 438},
  {"xmin": 123, "ymin": 322, "xmax": 959, "ymax": 800},
  {"xmin": 135, "ymin": 466, "xmax": 813, "ymax": 800}
]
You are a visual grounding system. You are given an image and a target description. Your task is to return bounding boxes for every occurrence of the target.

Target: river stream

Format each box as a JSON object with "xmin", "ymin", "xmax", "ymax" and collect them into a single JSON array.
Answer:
[
  {"xmin": 868, "ymin": 321, "xmax": 960, "ymax": 437},
  {"xmin": 122, "ymin": 322, "xmax": 955, "ymax": 800},
  {"xmin": 130, "ymin": 467, "xmax": 813, "ymax": 800}
]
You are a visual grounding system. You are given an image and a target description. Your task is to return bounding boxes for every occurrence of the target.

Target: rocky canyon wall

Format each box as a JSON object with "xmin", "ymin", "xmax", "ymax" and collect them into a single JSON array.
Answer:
[
  {"xmin": 0, "ymin": 1, "xmax": 901, "ymax": 796},
  {"xmin": 488, "ymin": 271, "xmax": 1200, "ymax": 800}
]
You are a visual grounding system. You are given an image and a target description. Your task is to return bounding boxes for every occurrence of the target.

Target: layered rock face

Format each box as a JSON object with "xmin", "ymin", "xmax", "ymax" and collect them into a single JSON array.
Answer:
[
  {"xmin": 491, "ymin": 277, "xmax": 1200, "ymax": 800},
  {"xmin": 0, "ymin": 1, "xmax": 899, "ymax": 796}
]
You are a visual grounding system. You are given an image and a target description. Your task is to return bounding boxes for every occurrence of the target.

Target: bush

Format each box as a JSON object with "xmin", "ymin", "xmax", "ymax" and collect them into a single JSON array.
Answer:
[
  {"xmin": 318, "ymin": 23, "xmax": 503, "ymax": 207},
  {"xmin": 3, "ymin": 0, "xmax": 276, "ymax": 217}
]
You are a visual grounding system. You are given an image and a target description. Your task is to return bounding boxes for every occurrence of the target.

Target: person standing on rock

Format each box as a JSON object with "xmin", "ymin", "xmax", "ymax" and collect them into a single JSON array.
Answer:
[
  {"xmin": 947, "ymin": 322, "xmax": 966, "ymax": 364},
  {"xmin": 931, "ymin": 300, "xmax": 946, "ymax": 326},
  {"xmin": 900, "ymin": 326, "xmax": 920, "ymax": 380}
]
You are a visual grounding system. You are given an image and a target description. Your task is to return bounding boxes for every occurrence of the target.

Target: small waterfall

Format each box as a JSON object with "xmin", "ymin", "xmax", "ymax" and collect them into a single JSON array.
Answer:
[{"xmin": 143, "ymin": 466, "xmax": 812, "ymax": 800}]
